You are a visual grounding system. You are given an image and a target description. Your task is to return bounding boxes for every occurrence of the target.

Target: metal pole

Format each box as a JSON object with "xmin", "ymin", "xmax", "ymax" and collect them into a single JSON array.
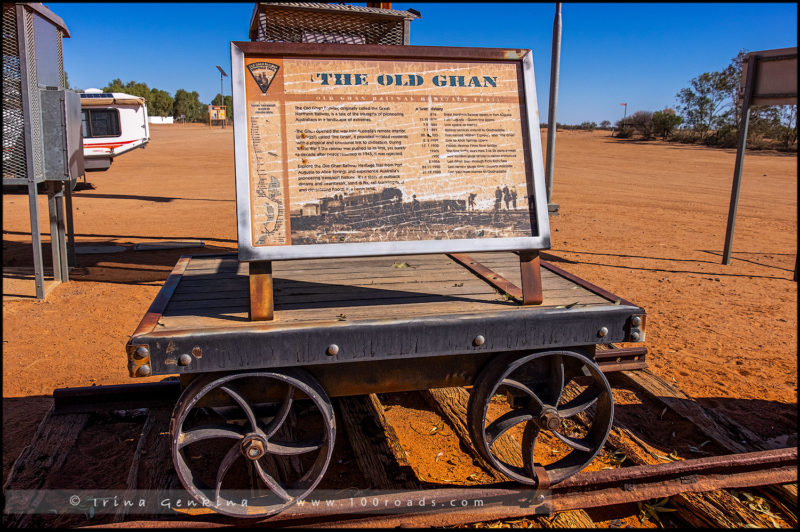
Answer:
[
  {"xmin": 48, "ymin": 182, "xmax": 62, "ymax": 283},
  {"xmin": 28, "ymin": 181, "xmax": 46, "ymax": 299},
  {"xmin": 65, "ymin": 181, "xmax": 76, "ymax": 267},
  {"xmin": 722, "ymin": 54, "xmax": 757, "ymax": 265},
  {"xmin": 18, "ymin": 5, "xmax": 45, "ymax": 299},
  {"xmin": 54, "ymin": 182, "xmax": 69, "ymax": 282},
  {"xmin": 544, "ymin": 2, "xmax": 562, "ymax": 209}
]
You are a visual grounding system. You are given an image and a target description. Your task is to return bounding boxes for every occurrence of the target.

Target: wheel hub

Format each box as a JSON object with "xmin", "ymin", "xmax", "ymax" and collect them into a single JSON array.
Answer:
[
  {"xmin": 539, "ymin": 407, "xmax": 561, "ymax": 431},
  {"xmin": 241, "ymin": 434, "xmax": 267, "ymax": 461}
]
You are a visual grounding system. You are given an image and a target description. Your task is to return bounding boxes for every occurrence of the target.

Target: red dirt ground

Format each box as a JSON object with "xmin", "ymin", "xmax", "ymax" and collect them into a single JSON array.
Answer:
[{"xmin": 3, "ymin": 124, "xmax": 796, "ymax": 525}]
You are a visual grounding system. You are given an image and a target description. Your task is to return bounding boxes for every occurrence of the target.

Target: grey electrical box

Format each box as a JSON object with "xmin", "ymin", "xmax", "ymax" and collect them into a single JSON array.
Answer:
[{"xmin": 40, "ymin": 88, "xmax": 84, "ymax": 182}]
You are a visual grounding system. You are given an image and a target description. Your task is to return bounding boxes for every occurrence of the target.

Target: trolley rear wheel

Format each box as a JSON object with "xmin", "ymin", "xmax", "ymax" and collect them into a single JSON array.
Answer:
[{"xmin": 467, "ymin": 350, "xmax": 613, "ymax": 487}]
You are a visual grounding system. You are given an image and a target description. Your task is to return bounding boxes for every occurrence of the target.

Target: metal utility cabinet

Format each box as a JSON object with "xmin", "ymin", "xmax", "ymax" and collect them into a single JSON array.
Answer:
[{"xmin": 2, "ymin": 2, "xmax": 84, "ymax": 298}]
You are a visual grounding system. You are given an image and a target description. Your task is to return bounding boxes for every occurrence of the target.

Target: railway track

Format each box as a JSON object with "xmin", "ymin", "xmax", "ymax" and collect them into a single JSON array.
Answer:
[{"xmin": 4, "ymin": 357, "xmax": 797, "ymax": 528}]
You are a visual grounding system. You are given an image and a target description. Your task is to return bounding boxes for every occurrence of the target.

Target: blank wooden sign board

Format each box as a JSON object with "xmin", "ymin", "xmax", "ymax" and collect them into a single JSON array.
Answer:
[{"xmin": 230, "ymin": 42, "xmax": 552, "ymax": 318}]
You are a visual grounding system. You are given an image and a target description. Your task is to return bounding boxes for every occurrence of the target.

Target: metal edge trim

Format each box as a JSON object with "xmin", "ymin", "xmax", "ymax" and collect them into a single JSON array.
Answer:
[
  {"xmin": 540, "ymin": 259, "xmax": 639, "ymax": 309},
  {"xmin": 130, "ymin": 255, "xmax": 193, "ymax": 338}
]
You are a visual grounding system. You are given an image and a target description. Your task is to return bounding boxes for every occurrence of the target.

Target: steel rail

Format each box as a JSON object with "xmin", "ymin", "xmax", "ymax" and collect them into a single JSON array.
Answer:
[
  {"xmin": 285, "ymin": 448, "xmax": 796, "ymax": 528},
  {"xmin": 141, "ymin": 447, "xmax": 792, "ymax": 529}
]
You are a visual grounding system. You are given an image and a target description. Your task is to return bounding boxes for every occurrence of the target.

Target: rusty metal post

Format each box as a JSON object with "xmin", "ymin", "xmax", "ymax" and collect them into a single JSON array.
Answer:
[
  {"xmin": 249, "ymin": 261, "xmax": 274, "ymax": 320},
  {"xmin": 519, "ymin": 251, "xmax": 543, "ymax": 305}
]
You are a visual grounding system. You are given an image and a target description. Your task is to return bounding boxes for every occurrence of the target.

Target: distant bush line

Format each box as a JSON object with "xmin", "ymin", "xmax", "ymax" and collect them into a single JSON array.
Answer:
[
  {"xmin": 541, "ymin": 49, "xmax": 797, "ymax": 153},
  {"xmin": 66, "ymin": 76, "xmax": 232, "ymax": 124}
]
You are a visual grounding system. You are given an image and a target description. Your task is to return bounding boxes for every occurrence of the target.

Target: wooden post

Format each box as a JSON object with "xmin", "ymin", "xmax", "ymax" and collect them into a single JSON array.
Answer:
[
  {"xmin": 519, "ymin": 250, "xmax": 543, "ymax": 305},
  {"xmin": 249, "ymin": 260, "xmax": 274, "ymax": 321}
]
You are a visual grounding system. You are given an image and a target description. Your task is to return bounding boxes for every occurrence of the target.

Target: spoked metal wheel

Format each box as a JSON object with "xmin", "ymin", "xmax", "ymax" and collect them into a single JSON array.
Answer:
[
  {"xmin": 170, "ymin": 368, "xmax": 335, "ymax": 518},
  {"xmin": 467, "ymin": 350, "xmax": 613, "ymax": 488}
]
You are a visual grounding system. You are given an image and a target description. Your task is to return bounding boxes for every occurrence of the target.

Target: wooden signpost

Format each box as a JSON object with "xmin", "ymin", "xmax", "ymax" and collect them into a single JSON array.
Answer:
[
  {"xmin": 230, "ymin": 42, "xmax": 552, "ymax": 319},
  {"xmin": 208, "ymin": 104, "xmax": 227, "ymax": 128}
]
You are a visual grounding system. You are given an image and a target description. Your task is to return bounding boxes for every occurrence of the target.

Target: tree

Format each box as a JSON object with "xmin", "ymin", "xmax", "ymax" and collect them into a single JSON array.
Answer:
[
  {"xmin": 652, "ymin": 108, "xmax": 683, "ymax": 139},
  {"xmin": 673, "ymin": 49, "xmax": 796, "ymax": 150},
  {"xmin": 600, "ymin": 120, "xmax": 611, "ymax": 129},
  {"xmin": 173, "ymin": 89, "xmax": 206, "ymax": 122},
  {"xmin": 579, "ymin": 121, "xmax": 596, "ymax": 131},
  {"xmin": 613, "ymin": 118, "xmax": 634, "ymax": 138},
  {"xmin": 103, "ymin": 79, "xmax": 151, "ymax": 101},
  {"xmin": 149, "ymin": 88, "xmax": 174, "ymax": 117},
  {"xmin": 774, "ymin": 105, "xmax": 798, "ymax": 149},
  {"xmin": 676, "ymin": 70, "xmax": 735, "ymax": 140},
  {"xmin": 722, "ymin": 49, "xmax": 748, "ymax": 126},
  {"xmin": 626, "ymin": 110, "xmax": 655, "ymax": 139},
  {"xmin": 749, "ymin": 104, "xmax": 798, "ymax": 150}
]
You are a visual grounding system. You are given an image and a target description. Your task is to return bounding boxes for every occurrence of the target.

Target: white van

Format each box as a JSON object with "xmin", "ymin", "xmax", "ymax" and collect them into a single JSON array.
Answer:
[{"xmin": 80, "ymin": 88, "xmax": 150, "ymax": 170}]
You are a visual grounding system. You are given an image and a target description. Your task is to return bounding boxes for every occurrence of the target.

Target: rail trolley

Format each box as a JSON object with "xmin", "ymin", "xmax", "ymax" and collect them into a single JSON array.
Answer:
[
  {"xmin": 125, "ymin": 251, "xmax": 646, "ymax": 518},
  {"xmin": 124, "ymin": 34, "xmax": 648, "ymax": 518}
]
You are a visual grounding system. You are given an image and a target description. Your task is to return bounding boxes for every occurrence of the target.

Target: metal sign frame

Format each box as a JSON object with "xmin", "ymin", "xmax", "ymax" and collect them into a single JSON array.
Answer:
[
  {"xmin": 231, "ymin": 41, "xmax": 551, "ymax": 262},
  {"xmin": 722, "ymin": 47, "xmax": 797, "ymax": 269}
]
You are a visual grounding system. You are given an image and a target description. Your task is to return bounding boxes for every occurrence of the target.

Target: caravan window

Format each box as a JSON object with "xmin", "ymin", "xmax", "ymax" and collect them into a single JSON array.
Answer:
[{"xmin": 81, "ymin": 109, "xmax": 121, "ymax": 138}]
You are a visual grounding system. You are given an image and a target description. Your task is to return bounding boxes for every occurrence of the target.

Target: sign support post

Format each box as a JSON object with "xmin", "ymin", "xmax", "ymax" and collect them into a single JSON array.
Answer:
[
  {"xmin": 721, "ymin": 47, "xmax": 797, "ymax": 276},
  {"xmin": 544, "ymin": 3, "xmax": 561, "ymax": 214},
  {"xmin": 722, "ymin": 54, "xmax": 756, "ymax": 266}
]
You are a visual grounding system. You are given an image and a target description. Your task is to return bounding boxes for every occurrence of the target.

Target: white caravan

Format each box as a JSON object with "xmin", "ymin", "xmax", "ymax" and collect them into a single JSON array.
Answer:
[{"xmin": 80, "ymin": 88, "xmax": 150, "ymax": 171}]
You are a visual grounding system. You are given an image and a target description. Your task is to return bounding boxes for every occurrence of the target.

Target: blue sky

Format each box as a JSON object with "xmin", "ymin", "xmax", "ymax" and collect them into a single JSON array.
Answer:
[{"xmin": 55, "ymin": 2, "xmax": 797, "ymax": 124}]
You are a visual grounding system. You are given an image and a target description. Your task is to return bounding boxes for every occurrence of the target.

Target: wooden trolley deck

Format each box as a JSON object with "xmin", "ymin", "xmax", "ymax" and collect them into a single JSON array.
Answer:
[{"xmin": 127, "ymin": 252, "xmax": 646, "ymax": 395}]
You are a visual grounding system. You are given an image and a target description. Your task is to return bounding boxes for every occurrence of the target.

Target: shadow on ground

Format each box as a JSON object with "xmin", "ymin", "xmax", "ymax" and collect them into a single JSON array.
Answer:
[
  {"xmin": 542, "ymin": 249, "xmax": 796, "ymax": 280},
  {"xmin": 3, "ymin": 239, "xmax": 236, "ymax": 288}
]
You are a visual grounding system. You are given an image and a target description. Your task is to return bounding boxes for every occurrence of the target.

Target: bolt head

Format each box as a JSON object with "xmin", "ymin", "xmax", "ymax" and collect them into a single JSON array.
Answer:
[
  {"xmin": 473, "ymin": 335, "xmax": 485, "ymax": 346},
  {"xmin": 133, "ymin": 346, "xmax": 149, "ymax": 360},
  {"xmin": 631, "ymin": 331, "xmax": 642, "ymax": 342},
  {"xmin": 178, "ymin": 354, "xmax": 192, "ymax": 366},
  {"xmin": 631, "ymin": 316, "xmax": 642, "ymax": 327},
  {"xmin": 539, "ymin": 409, "xmax": 561, "ymax": 431},
  {"xmin": 136, "ymin": 364, "xmax": 152, "ymax": 377},
  {"xmin": 598, "ymin": 326, "xmax": 609, "ymax": 337},
  {"xmin": 327, "ymin": 344, "xmax": 339, "ymax": 356},
  {"xmin": 242, "ymin": 437, "xmax": 266, "ymax": 460}
]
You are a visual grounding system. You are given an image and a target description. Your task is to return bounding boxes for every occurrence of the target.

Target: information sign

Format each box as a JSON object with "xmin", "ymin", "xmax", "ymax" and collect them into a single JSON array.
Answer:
[{"xmin": 231, "ymin": 42, "xmax": 550, "ymax": 261}]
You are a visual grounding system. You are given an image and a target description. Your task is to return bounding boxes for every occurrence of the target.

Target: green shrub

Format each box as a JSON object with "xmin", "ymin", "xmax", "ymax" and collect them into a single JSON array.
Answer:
[
  {"xmin": 615, "ymin": 127, "xmax": 634, "ymax": 139},
  {"xmin": 669, "ymin": 130, "xmax": 699, "ymax": 144},
  {"xmin": 705, "ymin": 124, "xmax": 738, "ymax": 148}
]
